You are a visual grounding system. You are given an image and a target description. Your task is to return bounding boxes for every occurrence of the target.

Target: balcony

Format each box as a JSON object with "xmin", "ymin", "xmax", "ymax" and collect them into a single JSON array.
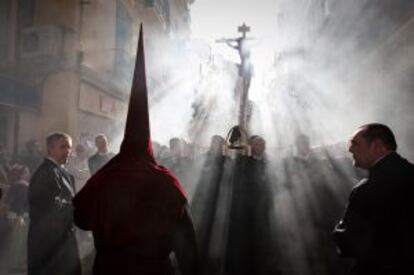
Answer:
[
  {"xmin": 143, "ymin": 0, "xmax": 170, "ymax": 29},
  {"xmin": 0, "ymin": 75, "xmax": 40, "ymax": 111}
]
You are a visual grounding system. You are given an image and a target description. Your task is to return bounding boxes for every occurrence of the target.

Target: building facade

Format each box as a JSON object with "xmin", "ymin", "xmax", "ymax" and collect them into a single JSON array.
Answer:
[{"xmin": 0, "ymin": 0, "xmax": 195, "ymax": 155}]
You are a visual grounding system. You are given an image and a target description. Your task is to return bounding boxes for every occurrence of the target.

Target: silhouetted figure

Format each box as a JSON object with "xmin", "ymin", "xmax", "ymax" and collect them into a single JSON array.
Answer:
[
  {"xmin": 278, "ymin": 134, "xmax": 345, "ymax": 275},
  {"xmin": 0, "ymin": 145, "xmax": 8, "ymax": 274},
  {"xmin": 191, "ymin": 135, "xmax": 228, "ymax": 274},
  {"xmin": 6, "ymin": 162, "xmax": 30, "ymax": 217},
  {"xmin": 0, "ymin": 144, "xmax": 10, "ymax": 187},
  {"xmin": 162, "ymin": 137, "xmax": 193, "ymax": 194},
  {"xmin": 226, "ymin": 136, "xmax": 278, "ymax": 275},
  {"xmin": 67, "ymin": 144, "xmax": 90, "ymax": 191},
  {"xmin": 6, "ymin": 162, "xmax": 30, "ymax": 273},
  {"xmin": 22, "ymin": 139, "xmax": 44, "ymax": 176},
  {"xmin": 88, "ymin": 134, "xmax": 115, "ymax": 176},
  {"xmin": 28, "ymin": 132, "xmax": 81, "ymax": 275},
  {"xmin": 333, "ymin": 123, "xmax": 414, "ymax": 275},
  {"xmin": 73, "ymin": 26, "xmax": 198, "ymax": 275},
  {"xmin": 191, "ymin": 134, "xmax": 280, "ymax": 275},
  {"xmin": 0, "ymin": 190, "xmax": 9, "ymax": 275}
]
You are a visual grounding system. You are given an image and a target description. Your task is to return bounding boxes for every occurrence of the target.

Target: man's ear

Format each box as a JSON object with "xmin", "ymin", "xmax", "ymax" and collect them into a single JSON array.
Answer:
[{"xmin": 371, "ymin": 139, "xmax": 384, "ymax": 152}]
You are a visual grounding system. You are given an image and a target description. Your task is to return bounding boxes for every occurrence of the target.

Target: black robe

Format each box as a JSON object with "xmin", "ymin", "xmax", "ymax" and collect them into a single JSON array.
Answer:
[
  {"xmin": 225, "ymin": 156, "xmax": 278, "ymax": 275},
  {"xmin": 191, "ymin": 152, "xmax": 228, "ymax": 274},
  {"xmin": 192, "ymin": 154, "xmax": 278, "ymax": 275},
  {"xmin": 161, "ymin": 155, "xmax": 193, "ymax": 195},
  {"xmin": 279, "ymin": 154, "xmax": 347, "ymax": 275},
  {"xmin": 28, "ymin": 158, "xmax": 81, "ymax": 275}
]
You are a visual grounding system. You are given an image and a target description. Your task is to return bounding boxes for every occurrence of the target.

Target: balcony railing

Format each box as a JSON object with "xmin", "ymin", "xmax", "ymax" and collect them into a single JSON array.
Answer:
[{"xmin": 143, "ymin": 0, "xmax": 169, "ymax": 29}]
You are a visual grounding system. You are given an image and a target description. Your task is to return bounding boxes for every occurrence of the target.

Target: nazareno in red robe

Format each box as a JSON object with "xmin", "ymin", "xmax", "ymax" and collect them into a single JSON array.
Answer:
[{"xmin": 73, "ymin": 25, "xmax": 197, "ymax": 275}]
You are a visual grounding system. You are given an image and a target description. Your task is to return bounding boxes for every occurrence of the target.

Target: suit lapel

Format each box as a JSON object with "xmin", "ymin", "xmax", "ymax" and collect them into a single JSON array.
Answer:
[
  {"xmin": 45, "ymin": 158, "xmax": 76, "ymax": 197},
  {"xmin": 58, "ymin": 168, "xmax": 75, "ymax": 197}
]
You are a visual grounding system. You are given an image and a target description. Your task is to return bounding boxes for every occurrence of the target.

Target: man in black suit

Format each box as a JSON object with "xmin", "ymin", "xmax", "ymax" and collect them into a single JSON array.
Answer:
[
  {"xmin": 28, "ymin": 132, "xmax": 81, "ymax": 275},
  {"xmin": 333, "ymin": 123, "xmax": 414, "ymax": 275}
]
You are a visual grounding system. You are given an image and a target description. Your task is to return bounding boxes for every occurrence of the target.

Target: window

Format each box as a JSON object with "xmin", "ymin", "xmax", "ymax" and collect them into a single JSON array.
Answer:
[
  {"xmin": 0, "ymin": 0, "xmax": 34, "ymax": 62},
  {"xmin": 114, "ymin": 0, "xmax": 134, "ymax": 84},
  {"xmin": 0, "ymin": 1, "xmax": 10, "ymax": 60}
]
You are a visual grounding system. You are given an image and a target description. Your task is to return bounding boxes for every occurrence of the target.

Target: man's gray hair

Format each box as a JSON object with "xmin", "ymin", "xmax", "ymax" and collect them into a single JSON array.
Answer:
[{"xmin": 46, "ymin": 132, "xmax": 72, "ymax": 149}]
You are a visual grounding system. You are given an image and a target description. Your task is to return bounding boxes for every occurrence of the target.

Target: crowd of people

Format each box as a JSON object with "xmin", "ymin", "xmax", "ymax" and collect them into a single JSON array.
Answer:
[{"xmin": 0, "ymin": 123, "xmax": 413, "ymax": 275}]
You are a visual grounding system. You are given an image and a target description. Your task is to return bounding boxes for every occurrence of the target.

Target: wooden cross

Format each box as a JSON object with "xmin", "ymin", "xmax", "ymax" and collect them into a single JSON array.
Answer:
[{"xmin": 238, "ymin": 23, "xmax": 250, "ymax": 38}]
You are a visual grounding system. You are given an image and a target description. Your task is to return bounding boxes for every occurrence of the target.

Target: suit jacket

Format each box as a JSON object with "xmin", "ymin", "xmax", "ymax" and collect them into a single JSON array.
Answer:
[
  {"xmin": 333, "ymin": 152, "xmax": 414, "ymax": 274},
  {"xmin": 28, "ymin": 158, "xmax": 81, "ymax": 275}
]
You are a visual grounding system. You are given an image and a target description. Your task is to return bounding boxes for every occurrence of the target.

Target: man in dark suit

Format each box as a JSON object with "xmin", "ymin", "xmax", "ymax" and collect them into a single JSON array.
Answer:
[
  {"xmin": 28, "ymin": 132, "xmax": 81, "ymax": 275},
  {"xmin": 333, "ymin": 123, "xmax": 414, "ymax": 275}
]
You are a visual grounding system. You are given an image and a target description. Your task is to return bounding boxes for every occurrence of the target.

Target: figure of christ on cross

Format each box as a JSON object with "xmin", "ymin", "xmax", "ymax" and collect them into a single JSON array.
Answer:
[{"xmin": 216, "ymin": 23, "xmax": 253, "ymax": 131}]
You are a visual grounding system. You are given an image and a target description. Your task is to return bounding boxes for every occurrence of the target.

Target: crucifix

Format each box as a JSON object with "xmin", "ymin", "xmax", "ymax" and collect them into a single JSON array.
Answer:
[
  {"xmin": 216, "ymin": 23, "xmax": 253, "ymax": 150},
  {"xmin": 217, "ymin": 22, "xmax": 252, "ymax": 68},
  {"xmin": 238, "ymin": 22, "xmax": 250, "ymax": 38}
]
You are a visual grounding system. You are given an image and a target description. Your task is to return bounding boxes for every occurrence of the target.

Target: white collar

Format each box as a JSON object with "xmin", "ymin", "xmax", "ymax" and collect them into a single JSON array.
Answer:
[
  {"xmin": 47, "ymin": 157, "xmax": 74, "ymax": 196},
  {"xmin": 14, "ymin": 180, "xmax": 29, "ymax": 186},
  {"xmin": 371, "ymin": 152, "xmax": 393, "ymax": 168}
]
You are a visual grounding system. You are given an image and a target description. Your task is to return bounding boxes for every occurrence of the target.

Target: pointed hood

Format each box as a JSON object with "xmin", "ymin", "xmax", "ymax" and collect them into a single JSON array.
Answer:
[
  {"xmin": 120, "ymin": 24, "xmax": 155, "ymax": 163},
  {"xmin": 73, "ymin": 26, "xmax": 188, "ymax": 233}
]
